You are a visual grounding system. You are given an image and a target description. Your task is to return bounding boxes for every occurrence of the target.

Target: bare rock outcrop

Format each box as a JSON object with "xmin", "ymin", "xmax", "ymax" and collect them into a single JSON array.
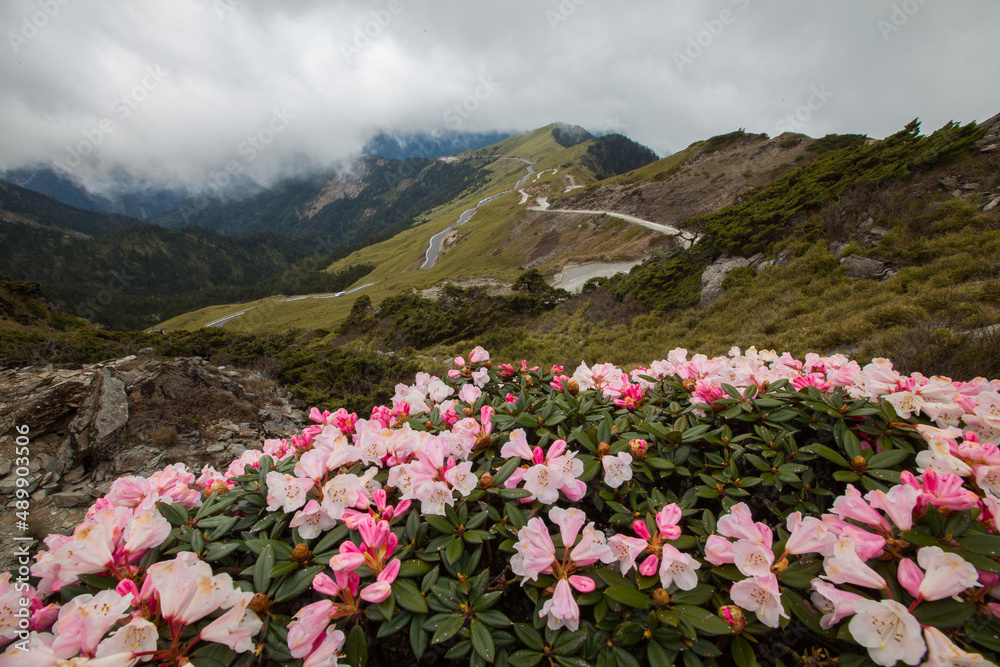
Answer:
[
  {"xmin": 840, "ymin": 254, "xmax": 889, "ymax": 280},
  {"xmin": 699, "ymin": 256, "xmax": 749, "ymax": 309},
  {"xmin": 0, "ymin": 355, "xmax": 306, "ymax": 570}
]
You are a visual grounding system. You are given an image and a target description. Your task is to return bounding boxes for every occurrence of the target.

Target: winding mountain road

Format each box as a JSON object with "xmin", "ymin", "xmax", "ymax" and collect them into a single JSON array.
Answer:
[
  {"xmin": 421, "ymin": 158, "xmax": 700, "ymax": 270},
  {"xmin": 420, "ymin": 158, "xmax": 536, "ymax": 269},
  {"xmin": 202, "ymin": 281, "xmax": 378, "ymax": 328}
]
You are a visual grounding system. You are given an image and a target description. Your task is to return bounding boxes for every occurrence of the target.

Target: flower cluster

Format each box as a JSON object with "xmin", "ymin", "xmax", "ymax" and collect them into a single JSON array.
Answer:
[{"xmin": 4, "ymin": 346, "xmax": 1000, "ymax": 667}]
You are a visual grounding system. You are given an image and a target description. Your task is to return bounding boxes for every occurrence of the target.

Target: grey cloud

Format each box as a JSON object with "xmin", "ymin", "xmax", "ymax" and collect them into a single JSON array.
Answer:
[{"xmin": 0, "ymin": 0, "xmax": 997, "ymax": 193}]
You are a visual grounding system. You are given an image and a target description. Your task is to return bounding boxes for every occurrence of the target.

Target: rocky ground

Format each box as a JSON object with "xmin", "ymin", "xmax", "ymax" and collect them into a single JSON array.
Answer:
[{"xmin": 0, "ymin": 353, "xmax": 306, "ymax": 571}]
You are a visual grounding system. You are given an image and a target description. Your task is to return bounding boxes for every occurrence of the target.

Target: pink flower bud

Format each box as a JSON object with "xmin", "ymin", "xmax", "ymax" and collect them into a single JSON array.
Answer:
[
  {"xmin": 116, "ymin": 579, "xmax": 140, "ymax": 605},
  {"xmin": 632, "ymin": 520, "xmax": 651, "ymax": 540},
  {"xmin": 638, "ymin": 554, "xmax": 659, "ymax": 577},
  {"xmin": 897, "ymin": 558, "xmax": 924, "ymax": 599}
]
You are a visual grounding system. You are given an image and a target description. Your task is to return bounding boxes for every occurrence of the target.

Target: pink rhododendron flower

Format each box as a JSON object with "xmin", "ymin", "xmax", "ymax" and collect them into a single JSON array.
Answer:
[
  {"xmin": 602, "ymin": 451, "xmax": 633, "ymax": 488},
  {"xmin": 809, "ymin": 579, "xmax": 863, "ymax": 629},
  {"xmin": 657, "ymin": 545, "xmax": 701, "ymax": 590},
  {"xmin": 730, "ymin": 573, "xmax": 787, "ymax": 628},
  {"xmin": 607, "ymin": 534, "xmax": 648, "ymax": 574},
  {"xmin": 848, "ymin": 599, "xmax": 925, "ymax": 666},
  {"xmin": 49, "ymin": 589, "xmax": 131, "ymax": 658},
  {"xmin": 539, "ymin": 579, "xmax": 580, "ymax": 631},
  {"xmin": 287, "ymin": 600, "xmax": 335, "ymax": 658},
  {"xmin": 144, "ymin": 552, "xmax": 238, "ymax": 624},
  {"xmin": 94, "ymin": 616, "xmax": 157, "ymax": 660},
  {"xmin": 916, "ymin": 547, "xmax": 980, "ymax": 601},
  {"xmin": 265, "ymin": 472, "xmax": 315, "ymax": 513},
  {"xmin": 302, "ymin": 627, "xmax": 346, "ymax": 667},
  {"xmin": 832, "ymin": 485, "xmax": 891, "ymax": 533},
  {"xmin": 821, "ymin": 539, "xmax": 887, "ymax": 590},
  {"xmin": 199, "ymin": 592, "xmax": 263, "ymax": 653},
  {"xmin": 901, "ymin": 469, "xmax": 980, "ymax": 513},
  {"xmin": 784, "ymin": 512, "xmax": 837, "ymax": 555},
  {"xmin": 865, "ymin": 484, "xmax": 920, "ymax": 532},
  {"xmin": 921, "ymin": 626, "xmax": 994, "ymax": 666}
]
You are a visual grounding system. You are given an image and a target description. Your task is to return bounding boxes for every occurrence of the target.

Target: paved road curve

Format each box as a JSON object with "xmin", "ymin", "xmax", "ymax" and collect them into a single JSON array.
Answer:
[
  {"xmin": 420, "ymin": 159, "xmax": 536, "ymax": 270},
  {"xmin": 203, "ymin": 282, "xmax": 378, "ymax": 328}
]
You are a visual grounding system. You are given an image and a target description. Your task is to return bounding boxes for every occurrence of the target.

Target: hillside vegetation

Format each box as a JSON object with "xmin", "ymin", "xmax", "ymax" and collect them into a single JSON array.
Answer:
[{"xmin": 4, "ymin": 116, "xmax": 1000, "ymax": 413}]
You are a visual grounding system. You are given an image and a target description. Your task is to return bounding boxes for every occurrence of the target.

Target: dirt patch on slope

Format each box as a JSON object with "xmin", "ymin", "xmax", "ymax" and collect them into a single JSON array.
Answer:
[{"xmin": 557, "ymin": 134, "xmax": 815, "ymax": 229}]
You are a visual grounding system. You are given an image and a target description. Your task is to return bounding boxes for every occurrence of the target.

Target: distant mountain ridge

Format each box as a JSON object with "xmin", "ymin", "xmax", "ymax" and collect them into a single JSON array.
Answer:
[
  {"xmin": 150, "ymin": 154, "xmax": 495, "ymax": 239},
  {"xmin": 0, "ymin": 166, "xmax": 188, "ymax": 219},
  {"xmin": 362, "ymin": 130, "xmax": 515, "ymax": 159}
]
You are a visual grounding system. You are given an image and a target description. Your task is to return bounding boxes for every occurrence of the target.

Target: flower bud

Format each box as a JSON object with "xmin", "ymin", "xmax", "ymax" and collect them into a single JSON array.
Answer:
[
  {"xmin": 479, "ymin": 473, "xmax": 493, "ymax": 490},
  {"xmin": 207, "ymin": 480, "xmax": 229, "ymax": 497},
  {"xmin": 770, "ymin": 557, "xmax": 789, "ymax": 575},
  {"xmin": 248, "ymin": 593, "xmax": 271, "ymax": 614},
  {"xmin": 629, "ymin": 438, "xmax": 648, "ymax": 460},
  {"xmin": 850, "ymin": 456, "xmax": 868, "ymax": 473},
  {"xmin": 565, "ymin": 378, "xmax": 580, "ymax": 395},
  {"xmin": 291, "ymin": 543, "xmax": 313, "ymax": 564},
  {"xmin": 597, "ymin": 442, "xmax": 611, "ymax": 457},
  {"xmin": 652, "ymin": 588, "xmax": 672, "ymax": 608},
  {"xmin": 463, "ymin": 407, "xmax": 475, "ymax": 417},
  {"xmin": 718, "ymin": 605, "xmax": 746, "ymax": 634},
  {"xmin": 682, "ymin": 379, "xmax": 697, "ymax": 392},
  {"xmin": 425, "ymin": 420, "xmax": 434, "ymax": 430}
]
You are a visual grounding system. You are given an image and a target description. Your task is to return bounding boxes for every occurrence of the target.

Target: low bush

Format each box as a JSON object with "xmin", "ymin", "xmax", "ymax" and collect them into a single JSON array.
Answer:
[{"xmin": 5, "ymin": 347, "xmax": 1000, "ymax": 666}]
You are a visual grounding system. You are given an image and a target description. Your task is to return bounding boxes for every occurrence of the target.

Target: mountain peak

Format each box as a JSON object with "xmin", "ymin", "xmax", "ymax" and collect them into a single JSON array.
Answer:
[{"xmin": 551, "ymin": 122, "xmax": 594, "ymax": 148}]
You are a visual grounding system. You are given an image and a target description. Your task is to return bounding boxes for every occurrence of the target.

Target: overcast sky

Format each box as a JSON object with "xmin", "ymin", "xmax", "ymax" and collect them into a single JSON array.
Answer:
[{"xmin": 1, "ymin": 0, "xmax": 998, "ymax": 193}]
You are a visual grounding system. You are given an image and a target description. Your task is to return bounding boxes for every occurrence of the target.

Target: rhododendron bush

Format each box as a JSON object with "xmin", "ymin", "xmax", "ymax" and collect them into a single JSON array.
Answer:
[{"xmin": 5, "ymin": 347, "xmax": 1000, "ymax": 666}]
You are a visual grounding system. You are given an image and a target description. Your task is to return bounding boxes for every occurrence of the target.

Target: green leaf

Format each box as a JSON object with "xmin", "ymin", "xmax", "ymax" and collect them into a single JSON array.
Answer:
[
  {"xmin": 346, "ymin": 625, "xmax": 368, "ymax": 667},
  {"xmin": 505, "ymin": 502, "xmax": 528, "ymax": 530},
  {"xmin": 833, "ymin": 470, "xmax": 860, "ymax": 483},
  {"xmin": 604, "ymin": 586, "xmax": 651, "ymax": 609},
  {"xmin": 553, "ymin": 630, "xmax": 587, "ymax": 654},
  {"xmin": 393, "ymin": 578, "xmax": 429, "ymax": 614},
  {"xmin": 410, "ymin": 614, "xmax": 429, "ymax": 660},
  {"xmin": 508, "ymin": 650, "xmax": 544, "ymax": 667},
  {"xmin": 267, "ymin": 561, "xmax": 298, "ymax": 580},
  {"xmin": 956, "ymin": 532, "xmax": 1000, "ymax": 557},
  {"xmin": 513, "ymin": 623, "xmax": 544, "ymax": 651},
  {"xmin": 76, "ymin": 574, "xmax": 118, "ymax": 590},
  {"xmin": 397, "ymin": 559, "xmax": 434, "ymax": 578},
  {"xmin": 471, "ymin": 619, "xmax": 496, "ymax": 662},
  {"xmin": 914, "ymin": 598, "xmax": 976, "ymax": 628},
  {"xmin": 426, "ymin": 515, "xmax": 457, "ymax": 534},
  {"xmin": 493, "ymin": 457, "xmax": 521, "ymax": 486},
  {"xmin": 377, "ymin": 611, "xmax": 412, "ymax": 638},
  {"xmin": 867, "ymin": 449, "xmax": 909, "ymax": 469},
  {"xmin": 431, "ymin": 614, "xmax": 465, "ymax": 644},
  {"xmin": 645, "ymin": 457, "xmax": 675, "ymax": 471},
  {"xmin": 253, "ymin": 544, "xmax": 275, "ymax": 593},
  {"xmin": 274, "ymin": 565, "xmax": 325, "ymax": 603},
  {"xmin": 867, "ymin": 469, "xmax": 902, "ymax": 483},
  {"xmin": 444, "ymin": 537, "xmax": 464, "ymax": 565},
  {"xmin": 647, "ymin": 641, "xmax": 671, "ymax": 667},
  {"xmin": 203, "ymin": 541, "xmax": 241, "ymax": 562},
  {"xmin": 156, "ymin": 501, "xmax": 189, "ymax": 526},
  {"xmin": 674, "ymin": 605, "xmax": 733, "ymax": 636},
  {"xmin": 731, "ymin": 636, "xmax": 757, "ymax": 667},
  {"xmin": 497, "ymin": 488, "xmax": 533, "ymax": 500},
  {"xmin": 800, "ymin": 444, "xmax": 849, "ymax": 467}
]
